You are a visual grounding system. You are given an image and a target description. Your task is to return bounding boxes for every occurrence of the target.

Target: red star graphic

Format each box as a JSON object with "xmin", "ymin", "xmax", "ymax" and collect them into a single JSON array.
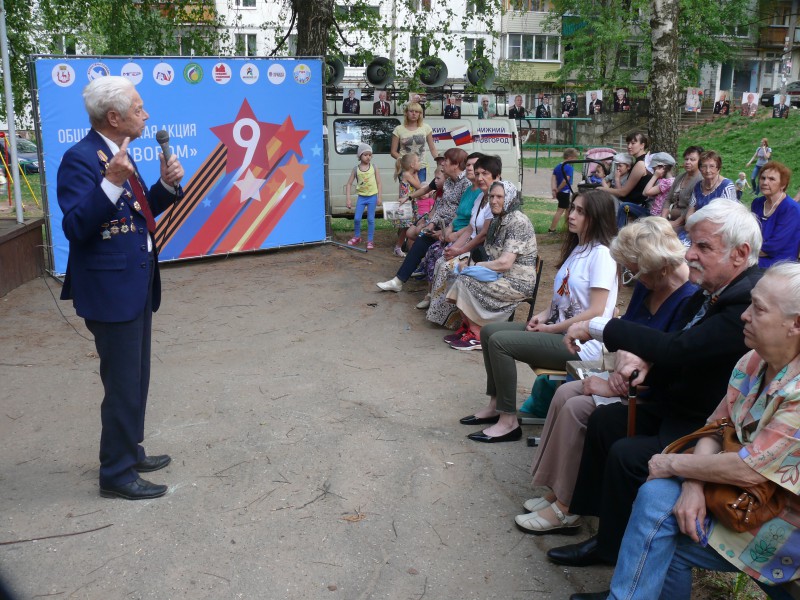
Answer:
[
  {"xmin": 267, "ymin": 116, "xmax": 309, "ymax": 165},
  {"xmin": 276, "ymin": 154, "xmax": 309, "ymax": 187},
  {"xmin": 211, "ymin": 99, "xmax": 279, "ymax": 174}
]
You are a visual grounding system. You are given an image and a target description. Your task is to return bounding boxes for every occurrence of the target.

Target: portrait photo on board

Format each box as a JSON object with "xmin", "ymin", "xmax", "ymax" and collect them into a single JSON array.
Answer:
[
  {"xmin": 684, "ymin": 87, "xmax": 702, "ymax": 112},
  {"xmin": 342, "ymin": 88, "xmax": 361, "ymax": 114},
  {"xmin": 772, "ymin": 95, "xmax": 790, "ymax": 118},
  {"xmin": 444, "ymin": 94, "xmax": 462, "ymax": 119},
  {"xmin": 535, "ymin": 94, "xmax": 553, "ymax": 118},
  {"xmin": 713, "ymin": 91, "xmax": 731, "ymax": 115},
  {"xmin": 508, "ymin": 93, "xmax": 527, "ymax": 119},
  {"xmin": 740, "ymin": 92, "xmax": 759, "ymax": 117},
  {"xmin": 613, "ymin": 87, "xmax": 631, "ymax": 112},
  {"xmin": 478, "ymin": 95, "xmax": 495, "ymax": 119},
  {"xmin": 586, "ymin": 90, "xmax": 603, "ymax": 115},
  {"xmin": 373, "ymin": 90, "xmax": 390, "ymax": 115},
  {"xmin": 560, "ymin": 93, "xmax": 578, "ymax": 117}
]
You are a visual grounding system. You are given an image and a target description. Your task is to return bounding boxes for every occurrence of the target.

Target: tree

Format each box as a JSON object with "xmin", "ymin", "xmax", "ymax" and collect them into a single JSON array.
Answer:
[
  {"xmin": 544, "ymin": 0, "xmax": 750, "ymax": 90},
  {"xmin": 1, "ymin": 0, "xmax": 36, "ymax": 122},
  {"xmin": 648, "ymin": 0, "xmax": 679, "ymax": 154},
  {"xmin": 268, "ymin": 0, "xmax": 502, "ymax": 91}
]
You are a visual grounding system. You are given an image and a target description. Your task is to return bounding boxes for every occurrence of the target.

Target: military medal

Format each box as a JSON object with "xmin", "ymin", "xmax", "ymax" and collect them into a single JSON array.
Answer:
[
  {"xmin": 134, "ymin": 201, "xmax": 141, "ymax": 211},
  {"xmin": 130, "ymin": 222, "xmax": 137, "ymax": 233},
  {"xmin": 101, "ymin": 229, "xmax": 111, "ymax": 240},
  {"xmin": 121, "ymin": 224, "xmax": 129, "ymax": 233},
  {"xmin": 110, "ymin": 219, "xmax": 119, "ymax": 235},
  {"xmin": 97, "ymin": 150, "xmax": 108, "ymax": 163}
]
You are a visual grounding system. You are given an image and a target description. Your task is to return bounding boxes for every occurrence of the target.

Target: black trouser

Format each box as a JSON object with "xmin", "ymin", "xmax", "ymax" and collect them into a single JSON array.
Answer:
[{"xmin": 396, "ymin": 233, "xmax": 436, "ymax": 282}]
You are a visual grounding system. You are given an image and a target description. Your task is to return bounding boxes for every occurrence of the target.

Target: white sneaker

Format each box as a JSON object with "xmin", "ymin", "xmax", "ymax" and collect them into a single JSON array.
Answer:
[
  {"xmin": 523, "ymin": 497, "xmax": 551, "ymax": 513},
  {"xmin": 416, "ymin": 295, "xmax": 431, "ymax": 309},
  {"xmin": 393, "ymin": 247, "xmax": 406, "ymax": 257},
  {"xmin": 377, "ymin": 277, "xmax": 403, "ymax": 292}
]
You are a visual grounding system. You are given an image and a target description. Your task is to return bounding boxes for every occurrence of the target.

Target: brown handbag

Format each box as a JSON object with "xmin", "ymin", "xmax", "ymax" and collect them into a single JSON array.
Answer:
[{"xmin": 664, "ymin": 418, "xmax": 788, "ymax": 532}]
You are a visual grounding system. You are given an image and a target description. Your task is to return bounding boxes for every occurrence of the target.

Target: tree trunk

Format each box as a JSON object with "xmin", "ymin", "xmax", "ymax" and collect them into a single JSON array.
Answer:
[
  {"xmin": 292, "ymin": 0, "xmax": 333, "ymax": 57},
  {"xmin": 648, "ymin": 0, "xmax": 679, "ymax": 155}
]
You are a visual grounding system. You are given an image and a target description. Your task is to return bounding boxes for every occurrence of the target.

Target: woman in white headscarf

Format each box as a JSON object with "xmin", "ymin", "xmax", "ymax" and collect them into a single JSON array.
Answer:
[{"xmin": 445, "ymin": 180, "xmax": 538, "ymax": 350}]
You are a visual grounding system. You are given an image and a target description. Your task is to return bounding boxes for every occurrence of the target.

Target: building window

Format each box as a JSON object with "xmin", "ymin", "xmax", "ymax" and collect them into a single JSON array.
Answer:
[
  {"xmin": 507, "ymin": 0, "xmax": 545, "ymax": 11},
  {"xmin": 236, "ymin": 0, "xmax": 256, "ymax": 7},
  {"xmin": 53, "ymin": 34, "xmax": 77, "ymax": 55},
  {"xmin": 617, "ymin": 46, "xmax": 639, "ymax": 69},
  {"xmin": 465, "ymin": 38, "xmax": 485, "ymax": 62},
  {"xmin": 466, "ymin": 0, "xmax": 488, "ymax": 10},
  {"xmin": 235, "ymin": 33, "xmax": 258, "ymax": 56},
  {"xmin": 504, "ymin": 34, "xmax": 560, "ymax": 61},
  {"xmin": 336, "ymin": 4, "xmax": 380, "ymax": 19},
  {"xmin": 410, "ymin": 36, "xmax": 431, "ymax": 59},
  {"xmin": 412, "ymin": 0, "xmax": 432, "ymax": 10},
  {"xmin": 725, "ymin": 24, "xmax": 749, "ymax": 37}
]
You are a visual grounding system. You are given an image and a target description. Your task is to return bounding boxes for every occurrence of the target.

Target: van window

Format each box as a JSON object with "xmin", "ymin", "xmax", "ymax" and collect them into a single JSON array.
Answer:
[{"xmin": 333, "ymin": 118, "xmax": 401, "ymax": 155}]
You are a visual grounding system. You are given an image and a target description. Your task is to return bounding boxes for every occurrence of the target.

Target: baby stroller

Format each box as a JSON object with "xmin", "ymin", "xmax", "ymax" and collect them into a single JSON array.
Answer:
[{"xmin": 559, "ymin": 147, "xmax": 617, "ymax": 196}]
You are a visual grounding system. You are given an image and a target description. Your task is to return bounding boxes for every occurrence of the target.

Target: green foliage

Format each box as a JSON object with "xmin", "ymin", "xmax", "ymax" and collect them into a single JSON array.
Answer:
[
  {"xmin": 266, "ymin": 0, "xmax": 503, "ymax": 91},
  {"xmin": 2, "ymin": 0, "xmax": 36, "ymax": 120},
  {"xmin": 543, "ymin": 0, "xmax": 751, "ymax": 90}
]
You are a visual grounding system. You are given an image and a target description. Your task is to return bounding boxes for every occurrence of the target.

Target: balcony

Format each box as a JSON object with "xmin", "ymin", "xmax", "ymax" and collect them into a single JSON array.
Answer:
[{"xmin": 759, "ymin": 26, "xmax": 789, "ymax": 48}]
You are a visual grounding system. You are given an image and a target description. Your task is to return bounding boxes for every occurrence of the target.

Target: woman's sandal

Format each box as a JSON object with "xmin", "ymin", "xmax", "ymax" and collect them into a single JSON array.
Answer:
[{"xmin": 514, "ymin": 503, "xmax": 582, "ymax": 535}]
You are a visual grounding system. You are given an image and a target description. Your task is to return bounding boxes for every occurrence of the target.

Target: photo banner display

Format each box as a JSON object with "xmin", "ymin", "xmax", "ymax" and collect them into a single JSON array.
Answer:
[{"xmin": 34, "ymin": 57, "xmax": 325, "ymax": 275}]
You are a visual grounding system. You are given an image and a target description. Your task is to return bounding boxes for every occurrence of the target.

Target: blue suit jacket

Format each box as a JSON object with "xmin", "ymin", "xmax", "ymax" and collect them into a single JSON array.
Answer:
[{"xmin": 58, "ymin": 129, "xmax": 179, "ymax": 322}]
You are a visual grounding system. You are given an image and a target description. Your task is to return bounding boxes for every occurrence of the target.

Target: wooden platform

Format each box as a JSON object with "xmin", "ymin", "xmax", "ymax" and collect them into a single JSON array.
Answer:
[{"xmin": 0, "ymin": 218, "xmax": 45, "ymax": 297}]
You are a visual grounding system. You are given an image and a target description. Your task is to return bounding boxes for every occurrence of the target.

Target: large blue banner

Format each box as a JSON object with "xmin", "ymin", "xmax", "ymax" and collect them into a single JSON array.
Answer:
[{"xmin": 34, "ymin": 57, "xmax": 325, "ymax": 275}]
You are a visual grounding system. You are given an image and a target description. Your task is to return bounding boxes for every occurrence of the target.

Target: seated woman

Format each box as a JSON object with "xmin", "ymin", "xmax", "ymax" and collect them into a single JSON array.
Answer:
[
  {"xmin": 424, "ymin": 155, "xmax": 496, "ymax": 326},
  {"xmin": 445, "ymin": 180, "xmax": 537, "ymax": 350},
  {"xmin": 750, "ymin": 161, "xmax": 800, "ymax": 268},
  {"xmin": 516, "ymin": 217, "xmax": 697, "ymax": 534},
  {"xmin": 592, "ymin": 263, "xmax": 800, "ymax": 600},
  {"xmin": 601, "ymin": 132, "xmax": 651, "ymax": 228},
  {"xmin": 460, "ymin": 189, "xmax": 618, "ymax": 443},
  {"xmin": 685, "ymin": 150, "xmax": 737, "ymax": 219}
]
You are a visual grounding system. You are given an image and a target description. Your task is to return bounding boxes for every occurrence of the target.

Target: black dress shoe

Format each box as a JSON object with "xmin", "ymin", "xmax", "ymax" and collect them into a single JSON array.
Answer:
[
  {"xmin": 547, "ymin": 535, "xmax": 607, "ymax": 567},
  {"xmin": 459, "ymin": 414, "xmax": 500, "ymax": 425},
  {"xmin": 467, "ymin": 426, "xmax": 522, "ymax": 443},
  {"xmin": 570, "ymin": 592, "xmax": 609, "ymax": 600},
  {"xmin": 100, "ymin": 477, "xmax": 167, "ymax": 500},
  {"xmin": 135, "ymin": 454, "xmax": 171, "ymax": 473}
]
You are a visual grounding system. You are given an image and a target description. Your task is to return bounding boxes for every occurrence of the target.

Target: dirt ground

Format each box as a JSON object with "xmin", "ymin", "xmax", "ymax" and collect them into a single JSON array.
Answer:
[{"xmin": 0, "ymin": 222, "xmax": 637, "ymax": 600}]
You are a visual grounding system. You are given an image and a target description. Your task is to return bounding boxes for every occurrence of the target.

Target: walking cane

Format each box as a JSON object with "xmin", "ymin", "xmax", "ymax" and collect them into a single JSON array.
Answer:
[{"xmin": 626, "ymin": 369, "xmax": 640, "ymax": 437}]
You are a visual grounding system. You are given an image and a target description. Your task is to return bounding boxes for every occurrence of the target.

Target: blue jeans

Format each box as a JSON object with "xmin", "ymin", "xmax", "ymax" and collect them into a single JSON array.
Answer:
[
  {"xmin": 617, "ymin": 202, "xmax": 650, "ymax": 229},
  {"xmin": 752, "ymin": 166, "xmax": 763, "ymax": 194},
  {"xmin": 608, "ymin": 478, "xmax": 794, "ymax": 600},
  {"xmin": 354, "ymin": 194, "xmax": 377, "ymax": 241}
]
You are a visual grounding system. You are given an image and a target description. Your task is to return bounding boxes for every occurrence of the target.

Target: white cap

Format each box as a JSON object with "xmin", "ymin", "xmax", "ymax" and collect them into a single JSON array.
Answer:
[{"xmin": 357, "ymin": 143, "xmax": 372, "ymax": 158}]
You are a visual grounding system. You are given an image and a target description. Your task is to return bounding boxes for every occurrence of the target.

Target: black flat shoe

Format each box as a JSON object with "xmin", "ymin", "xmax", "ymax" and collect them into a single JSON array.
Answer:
[
  {"xmin": 467, "ymin": 426, "xmax": 522, "ymax": 443},
  {"xmin": 547, "ymin": 535, "xmax": 608, "ymax": 567},
  {"xmin": 100, "ymin": 477, "xmax": 167, "ymax": 500},
  {"xmin": 570, "ymin": 592, "xmax": 610, "ymax": 600},
  {"xmin": 459, "ymin": 414, "xmax": 500, "ymax": 425},
  {"xmin": 135, "ymin": 454, "xmax": 171, "ymax": 473}
]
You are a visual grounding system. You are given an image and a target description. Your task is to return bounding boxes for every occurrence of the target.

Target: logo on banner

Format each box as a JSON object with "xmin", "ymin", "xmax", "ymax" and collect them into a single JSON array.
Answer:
[
  {"xmin": 52, "ymin": 63, "xmax": 76, "ymax": 87},
  {"xmin": 153, "ymin": 62, "xmax": 174, "ymax": 85},
  {"xmin": 240, "ymin": 63, "xmax": 259, "ymax": 85},
  {"xmin": 120, "ymin": 62, "xmax": 143, "ymax": 85},
  {"xmin": 213, "ymin": 63, "xmax": 232, "ymax": 84},
  {"xmin": 267, "ymin": 64, "xmax": 286, "ymax": 85},
  {"xmin": 87, "ymin": 62, "xmax": 110, "ymax": 81},
  {"xmin": 293, "ymin": 64, "xmax": 312, "ymax": 85},
  {"xmin": 183, "ymin": 63, "xmax": 204, "ymax": 84}
]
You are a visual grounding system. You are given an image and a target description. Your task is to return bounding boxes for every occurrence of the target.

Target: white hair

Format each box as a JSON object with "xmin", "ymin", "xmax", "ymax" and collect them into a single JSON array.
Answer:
[
  {"xmin": 686, "ymin": 199, "xmax": 762, "ymax": 267},
  {"xmin": 83, "ymin": 76, "xmax": 135, "ymax": 128},
  {"xmin": 763, "ymin": 262, "xmax": 800, "ymax": 316}
]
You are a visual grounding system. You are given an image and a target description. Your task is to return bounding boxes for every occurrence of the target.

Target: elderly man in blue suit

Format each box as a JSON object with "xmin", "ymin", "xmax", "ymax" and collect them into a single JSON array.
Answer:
[{"xmin": 58, "ymin": 76, "xmax": 184, "ymax": 500}]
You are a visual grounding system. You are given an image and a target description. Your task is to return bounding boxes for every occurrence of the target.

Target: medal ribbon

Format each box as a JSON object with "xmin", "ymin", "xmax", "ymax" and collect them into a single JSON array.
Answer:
[{"xmin": 128, "ymin": 171, "xmax": 156, "ymax": 234}]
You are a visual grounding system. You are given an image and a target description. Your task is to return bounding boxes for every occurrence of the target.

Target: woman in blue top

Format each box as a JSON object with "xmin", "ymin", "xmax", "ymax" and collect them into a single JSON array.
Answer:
[
  {"xmin": 751, "ymin": 161, "xmax": 800, "ymax": 267},
  {"xmin": 517, "ymin": 217, "xmax": 698, "ymax": 535},
  {"xmin": 686, "ymin": 150, "xmax": 737, "ymax": 219}
]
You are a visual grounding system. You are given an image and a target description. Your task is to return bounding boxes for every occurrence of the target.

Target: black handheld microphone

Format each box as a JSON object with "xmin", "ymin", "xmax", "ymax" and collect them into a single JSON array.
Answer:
[{"xmin": 155, "ymin": 130, "xmax": 171, "ymax": 162}]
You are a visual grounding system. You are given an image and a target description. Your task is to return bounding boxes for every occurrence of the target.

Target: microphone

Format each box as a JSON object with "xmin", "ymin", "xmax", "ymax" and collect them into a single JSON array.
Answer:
[{"xmin": 156, "ymin": 130, "xmax": 171, "ymax": 162}]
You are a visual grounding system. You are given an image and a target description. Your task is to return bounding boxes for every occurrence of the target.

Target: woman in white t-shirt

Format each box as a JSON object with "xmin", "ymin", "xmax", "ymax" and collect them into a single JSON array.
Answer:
[{"xmin": 460, "ymin": 189, "xmax": 619, "ymax": 444}]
